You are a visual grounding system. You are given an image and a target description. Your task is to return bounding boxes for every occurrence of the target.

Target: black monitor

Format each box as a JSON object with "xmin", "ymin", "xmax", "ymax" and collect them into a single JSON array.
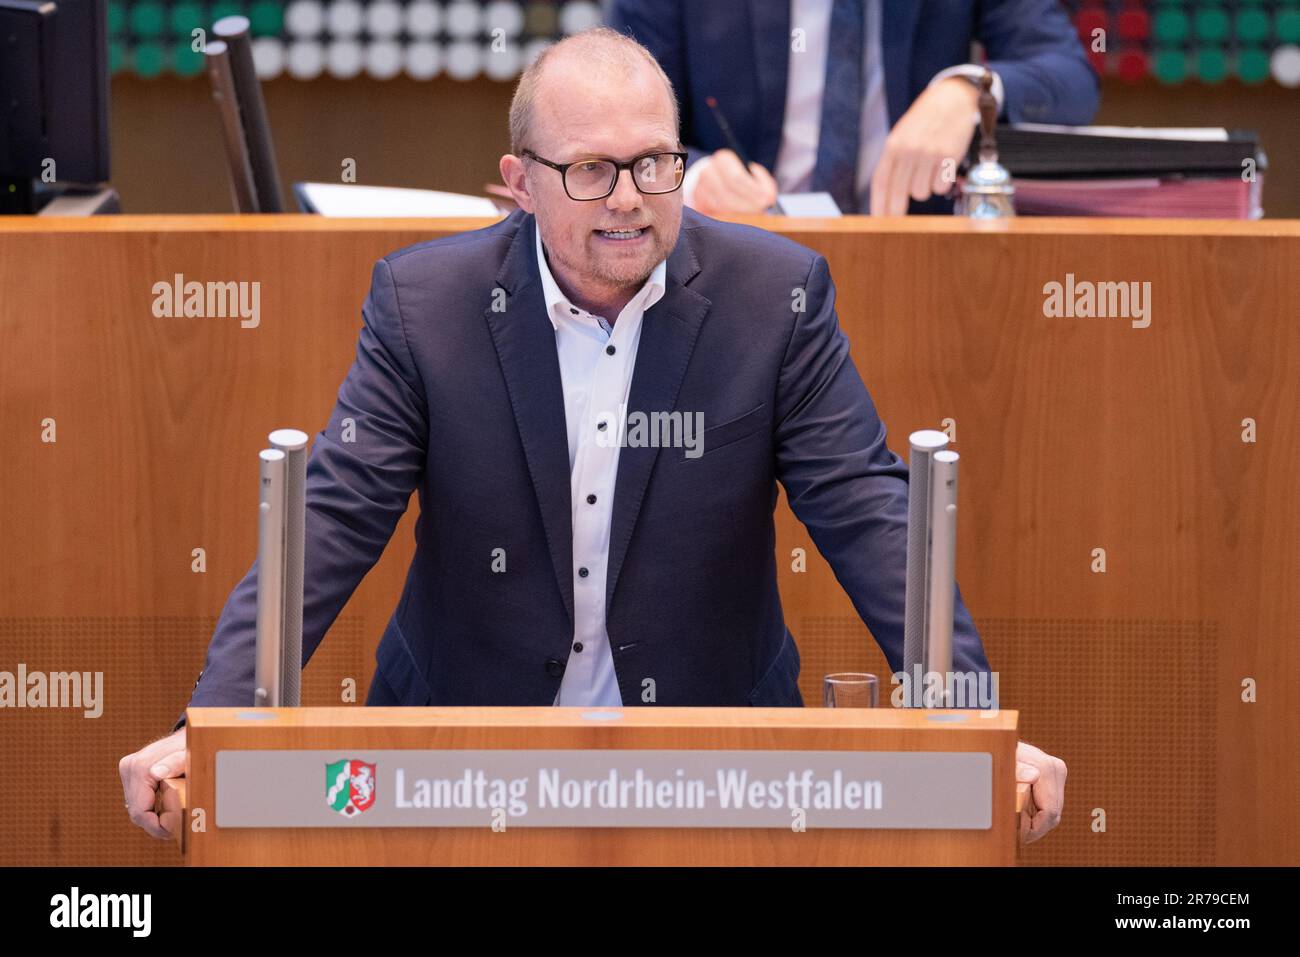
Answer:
[{"xmin": 0, "ymin": 0, "xmax": 110, "ymax": 214}]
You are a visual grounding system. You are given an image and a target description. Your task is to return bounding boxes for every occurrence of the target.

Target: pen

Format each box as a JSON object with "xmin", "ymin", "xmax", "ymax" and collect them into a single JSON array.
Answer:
[{"xmin": 705, "ymin": 95, "xmax": 785, "ymax": 214}]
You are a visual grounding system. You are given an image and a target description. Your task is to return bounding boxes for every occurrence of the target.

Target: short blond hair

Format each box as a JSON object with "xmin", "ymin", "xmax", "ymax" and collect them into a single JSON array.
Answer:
[{"xmin": 509, "ymin": 26, "xmax": 680, "ymax": 154}]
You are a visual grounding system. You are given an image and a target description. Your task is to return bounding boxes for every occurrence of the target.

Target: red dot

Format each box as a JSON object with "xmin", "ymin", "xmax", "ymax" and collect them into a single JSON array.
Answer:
[
  {"xmin": 1118, "ymin": 9, "xmax": 1150, "ymax": 42},
  {"xmin": 1117, "ymin": 49, "xmax": 1149, "ymax": 83},
  {"xmin": 1076, "ymin": 10, "xmax": 1109, "ymax": 44}
]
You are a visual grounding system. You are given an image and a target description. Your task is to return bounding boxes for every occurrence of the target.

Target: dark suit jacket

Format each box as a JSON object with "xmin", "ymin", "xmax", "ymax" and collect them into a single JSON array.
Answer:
[
  {"xmin": 173, "ymin": 208, "xmax": 991, "ymax": 730},
  {"xmin": 610, "ymin": 0, "xmax": 1101, "ymax": 212}
]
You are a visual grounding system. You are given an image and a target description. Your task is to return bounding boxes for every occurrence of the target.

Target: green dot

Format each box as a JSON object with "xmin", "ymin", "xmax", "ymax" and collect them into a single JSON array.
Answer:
[
  {"xmin": 1196, "ymin": 47, "xmax": 1227, "ymax": 82},
  {"xmin": 1153, "ymin": 10, "xmax": 1190, "ymax": 43},
  {"xmin": 170, "ymin": 3, "xmax": 205, "ymax": 37},
  {"xmin": 1236, "ymin": 9, "xmax": 1270, "ymax": 43},
  {"xmin": 133, "ymin": 41, "xmax": 165, "ymax": 79},
  {"xmin": 1154, "ymin": 48, "xmax": 1188, "ymax": 84},
  {"xmin": 109, "ymin": 40, "xmax": 127, "ymax": 74},
  {"xmin": 1279, "ymin": 11, "xmax": 1300, "ymax": 43},
  {"xmin": 249, "ymin": 1, "xmax": 283, "ymax": 36},
  {"xmin": 1238, "ymin": 48, "xmax": 1271, "ymax": 83},
  {"xmin": 107, "ymin": 1, "xmax": 126, "ymax": 37},
  {"xmin": 130, "ymin": 2, "xmax": 166, "ymax": 38},
  {"xmin": 173, "ymin": 41, "xmax": 206, "ymax": 76},
  {"xmin": 210, "ymin": 2, "xmax": 245, "ymax": 24},
  {"xmin": 1194, "ymin": 7, "xmax": 1229, "ymax": 42}
]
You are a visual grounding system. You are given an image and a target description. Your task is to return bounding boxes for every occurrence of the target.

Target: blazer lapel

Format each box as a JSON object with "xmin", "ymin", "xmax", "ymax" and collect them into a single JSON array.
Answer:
[
  {"xmin": 605, "ymin": 223, "xmax": 711, "ymax": 616},
  {"xmin": 483, "ymin": 213, "xmax": 575, "ymax": 627},
  {"xmin": 747, "ymin": 0, "xmax": 791, "ymax": 171}
]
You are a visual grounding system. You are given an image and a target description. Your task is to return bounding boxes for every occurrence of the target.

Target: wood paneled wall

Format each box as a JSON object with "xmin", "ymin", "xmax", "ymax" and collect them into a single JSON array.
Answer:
[{"xmin": 0, "ymin": 215, "xmax": 1296, "ymax": 866}]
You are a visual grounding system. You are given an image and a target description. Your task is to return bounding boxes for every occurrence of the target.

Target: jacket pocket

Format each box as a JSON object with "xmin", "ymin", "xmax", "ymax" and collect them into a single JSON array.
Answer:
[
  {"xmin": 698, "ymin": 402, "xmax": 767, "ymax": 457},
  {"xmin": 374, "ymin": 616, "xmax": 434, "ymax": 705},
  {"xmin": 747, "ymin": 628, "xmax": 803, "ymax": 706}
]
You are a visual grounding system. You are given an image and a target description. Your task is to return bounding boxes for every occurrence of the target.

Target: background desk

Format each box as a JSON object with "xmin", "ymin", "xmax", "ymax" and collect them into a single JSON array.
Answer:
[{"xmin": 0, "ymin": 215, "xmax": 1295, "ymax": 866}]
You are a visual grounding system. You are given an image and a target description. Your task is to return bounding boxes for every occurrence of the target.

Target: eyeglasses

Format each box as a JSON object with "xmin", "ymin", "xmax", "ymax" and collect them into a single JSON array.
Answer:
[{"xmin": 521, "ymin": 148, "xmax": 687, "ymax": 201}]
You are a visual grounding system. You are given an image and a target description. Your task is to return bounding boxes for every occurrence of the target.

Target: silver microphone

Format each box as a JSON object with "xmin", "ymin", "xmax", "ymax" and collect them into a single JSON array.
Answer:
[
  {"xmin": 903, "ymin": 429, "xmax": 958, "ymax": 707},
  {"xmin": 253, "ymin": 429, "xmax": 309, "ymax": 707},
  {"xmin": 924, "ymin": 450, "xmax": 959, "ymax": 705},
  {"xmin": 254, "ymin": 449, "xmax": 285, "ymax": 706}
]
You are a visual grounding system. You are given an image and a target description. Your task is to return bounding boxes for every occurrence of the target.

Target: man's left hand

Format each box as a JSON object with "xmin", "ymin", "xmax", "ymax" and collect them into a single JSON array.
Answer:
[
  {"xmin": 1016, "ymin": 739, "xmax": 1067, "ymax": 843},
  {"xmin": 869, "ymin": 77, "xmax": 980, "ymax": 216}
]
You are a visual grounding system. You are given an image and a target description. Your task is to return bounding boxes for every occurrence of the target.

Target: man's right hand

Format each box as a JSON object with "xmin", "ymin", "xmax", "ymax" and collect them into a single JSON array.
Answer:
[
  {"xmin": 689, "ymin": 149, "xmax": 779, "ymax": 216},
  {"xmin": 119, "ymin": 728, "xmax": 187, "ymax": 840}
]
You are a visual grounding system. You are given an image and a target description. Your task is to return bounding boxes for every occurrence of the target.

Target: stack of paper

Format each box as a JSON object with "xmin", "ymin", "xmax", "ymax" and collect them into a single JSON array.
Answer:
[
  {"xmin": 965, "ymin": 124, "xmax": 1265, "ymax": 218},
  {"xmin": 293, "ymin": 183, "xmax": 506, "ymax": 217}
]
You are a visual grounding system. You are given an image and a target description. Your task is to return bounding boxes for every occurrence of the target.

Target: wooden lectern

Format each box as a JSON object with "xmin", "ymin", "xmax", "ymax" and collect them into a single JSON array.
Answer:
[{"xmin": 158, "ymin": 706, "xmax": 1033, "ymax": 866}]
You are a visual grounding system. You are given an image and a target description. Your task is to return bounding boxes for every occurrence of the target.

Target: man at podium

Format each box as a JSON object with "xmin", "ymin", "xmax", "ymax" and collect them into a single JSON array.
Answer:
[{"xmin": 120, "ymin": 26, "xmax": 1065, "ymax": 846}]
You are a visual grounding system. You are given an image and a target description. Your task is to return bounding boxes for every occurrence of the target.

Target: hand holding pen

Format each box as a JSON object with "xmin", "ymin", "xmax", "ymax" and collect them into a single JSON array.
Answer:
[{"xmin": 691, "ymin": 96, "xmax": 782, "ymax": 216}]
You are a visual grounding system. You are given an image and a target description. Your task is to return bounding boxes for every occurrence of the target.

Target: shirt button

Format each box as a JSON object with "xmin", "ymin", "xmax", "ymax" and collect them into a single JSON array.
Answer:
[
  {"xmin": 586, "ymin": 494, "xmax": 597, "ymax": 504},
  {"xmin": 545, "ymin": 657, "xmax": 565, "ymax": 677},
  {"xmin": 605, "ymin": 344, "xmax": 616, "ymax": 356},
  {"xmin": 573, "ymin": 642, "xmax": 584, "ymax": 653},
  {"xmin": 569, "ymin": 307, "xmax": 578, "ymax": 315},
  {"xmin": 578, "ymin": 566, "xmax": 589, "ymax": 578},
  {"xmin": 596, "ymin": 420, "xmax": 607, "ymax": 431}
]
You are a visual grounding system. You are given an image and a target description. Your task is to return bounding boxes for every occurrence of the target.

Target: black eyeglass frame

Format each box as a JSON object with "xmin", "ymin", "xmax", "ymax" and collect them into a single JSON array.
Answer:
[{"xmin": 521, "ymin": 148, "xmax": 689, "ymax": 201}]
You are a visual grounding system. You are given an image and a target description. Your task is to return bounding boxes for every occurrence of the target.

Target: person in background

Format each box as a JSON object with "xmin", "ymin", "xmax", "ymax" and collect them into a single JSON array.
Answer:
[{"xmin": 609, "ymin": 0, "xmax": 1099, "ymax": 215}]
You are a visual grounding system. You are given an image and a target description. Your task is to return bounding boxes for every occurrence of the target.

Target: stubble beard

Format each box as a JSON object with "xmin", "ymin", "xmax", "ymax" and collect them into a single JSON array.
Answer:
[{"xmin": 579, "ymin": 223, "xmax": 678, "ymax": 292}]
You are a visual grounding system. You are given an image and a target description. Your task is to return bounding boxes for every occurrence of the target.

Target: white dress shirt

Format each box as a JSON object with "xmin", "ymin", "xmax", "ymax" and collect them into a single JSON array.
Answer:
[
  {"xmin": 684, "ymin": 0, "xmax": 1004, "ymax": 211},
  {"xmin": 534, "ymin": 221, "xmax": 668, "ymax": 706}
]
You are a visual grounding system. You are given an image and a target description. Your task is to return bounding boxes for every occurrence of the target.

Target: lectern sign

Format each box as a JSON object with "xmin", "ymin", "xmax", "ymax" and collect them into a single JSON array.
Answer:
[{"xmin": 217, "ymin": 749, "xmax": 992, "ymax": 830}]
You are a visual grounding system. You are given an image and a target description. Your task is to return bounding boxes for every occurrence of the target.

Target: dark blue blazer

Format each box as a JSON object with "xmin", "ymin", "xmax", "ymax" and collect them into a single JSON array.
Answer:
[
  {"xmin": 173, "ymin": 208, "xmax": 991, "ymax": 729},
  {"xmin": 610, "ymin": 0, "xmax": 1101, "ymax": 210}
]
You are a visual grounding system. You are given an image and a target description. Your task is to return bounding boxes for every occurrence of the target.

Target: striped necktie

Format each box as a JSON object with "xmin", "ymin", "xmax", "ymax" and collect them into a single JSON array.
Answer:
[{"xmin": 811, "ymin": 0, "xmax": 866, "ymax": 213}]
